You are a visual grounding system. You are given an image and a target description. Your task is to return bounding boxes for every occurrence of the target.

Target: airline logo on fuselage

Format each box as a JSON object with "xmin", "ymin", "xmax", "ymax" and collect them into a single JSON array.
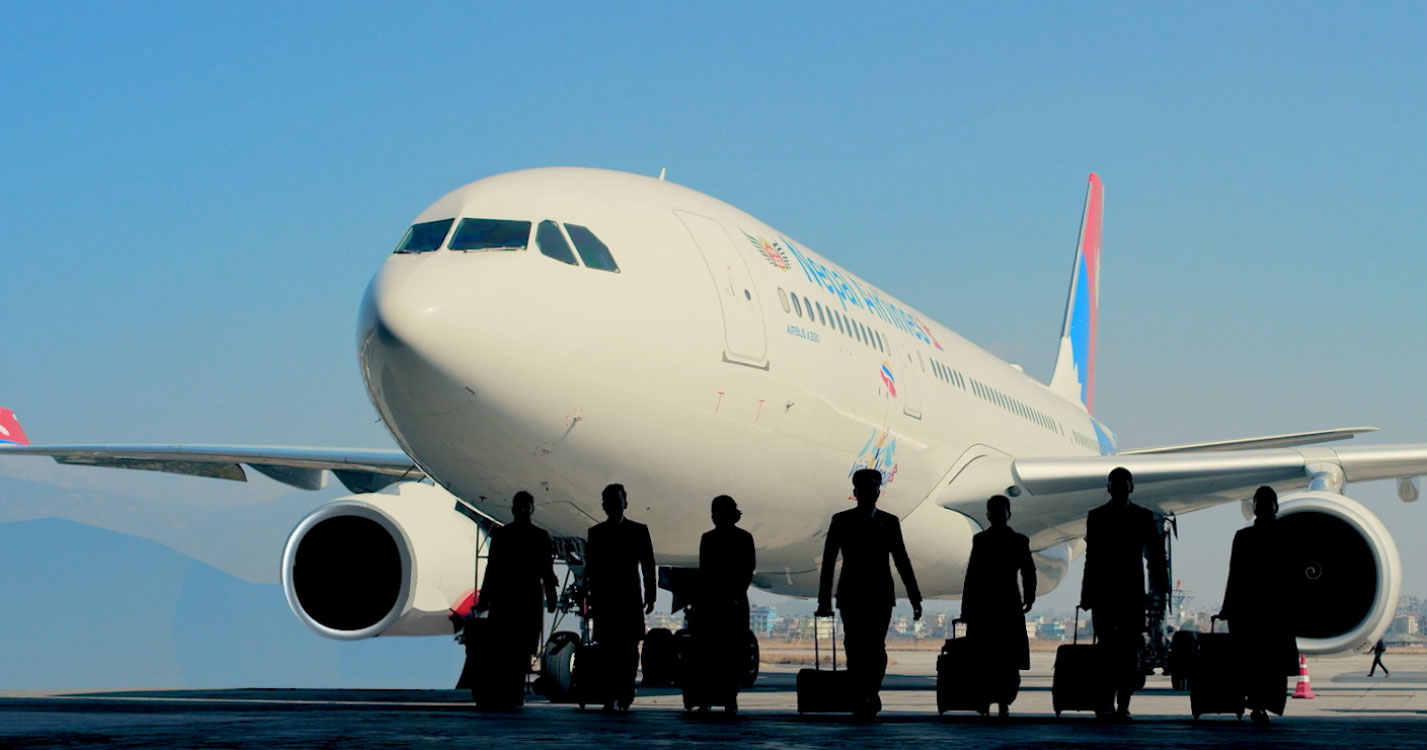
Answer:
[
  {"xmin": 742, "ymin": 232, "xmax": 792, "ymax": 271},
  {"xmin": 852, "ymin": 427, "xmax": 899, "ymax": 488},
  {"xmin": 757, "ymin": 232, "xmax": 944, "ymax": 351},
  {"xmin": 880, "ymin": 362, "xmax": 897, "ymax": 396}
]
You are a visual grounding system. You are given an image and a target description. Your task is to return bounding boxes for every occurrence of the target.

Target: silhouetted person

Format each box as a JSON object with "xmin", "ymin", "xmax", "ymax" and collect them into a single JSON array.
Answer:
[
  {"xmin": 815, "ymin": 468, "xmax": 922, "ymax": 717},
  {"xmin": 585, "ymin": 483, "xmax": 656, "ymax": 711},
  {"xmin": 1079, "ymin": 466, "xmax": 1167, "ymax": 721},
  {"xmin": 475, "ymin": 490, "xmax": 559, "ymax": 708},
  {"xmin": 695, "ymin": 495, "xmax": 755, "ymax": 712},
  {"xmin": 1220, "ymin": 485, "xmax": 1298, "ymax": 725},
  {"xmin": 1368, "ymin": 639, "xmax": 1390, "ymax": 677},
  {"xmin": 960, "ymin": 494, "xmax": 1036, "ymax": 717}
]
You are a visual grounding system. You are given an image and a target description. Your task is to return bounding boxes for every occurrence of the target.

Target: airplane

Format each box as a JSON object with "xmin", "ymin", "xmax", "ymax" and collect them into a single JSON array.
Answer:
[{"xmin": 4, "ymin": 168, "xmax": 1423, "ymax": 678}]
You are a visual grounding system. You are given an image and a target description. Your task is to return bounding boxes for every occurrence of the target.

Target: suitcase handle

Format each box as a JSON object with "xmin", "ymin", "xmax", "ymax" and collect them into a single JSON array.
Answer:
[
  {"xmin": 1072, "ymin": 605, "xmax": 1096, "ymax": 645},
  {"xmin": 813, "ymin": 614, "xmax": 838, "ymax": 671},
  {"xmin": 1210, "ymin": 614, "xmax": 1224, "ymax": 633},
  {"xmin": 950, "ymin": 617, "xmax": 964, "ymax": 640}
]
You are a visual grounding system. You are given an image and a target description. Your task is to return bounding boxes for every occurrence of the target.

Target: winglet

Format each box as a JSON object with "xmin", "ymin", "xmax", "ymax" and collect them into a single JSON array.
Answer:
[
  {"xmin": 1049, "ymin": 173, "xmax": 1104, "ymax": 413},
  {"xmin": 0, "ymin": 408, "xmax": 31, "ymax": 446}
]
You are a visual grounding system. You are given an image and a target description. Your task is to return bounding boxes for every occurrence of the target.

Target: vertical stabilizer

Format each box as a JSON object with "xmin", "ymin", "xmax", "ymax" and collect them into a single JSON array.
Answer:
[
  {"xmin": 0, "ymin": 408, "xmax": 31, "ymax": 446},
  {"xmin": 1048, "ymin": 174, "xmax": 1104, "ymax": 413}
]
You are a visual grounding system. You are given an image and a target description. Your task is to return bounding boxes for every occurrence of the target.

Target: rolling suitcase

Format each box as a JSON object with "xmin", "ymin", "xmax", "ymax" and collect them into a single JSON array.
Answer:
[
  {"xmin": 1052, "ymin": 607, "xmax": 1112, "ymax": 717},
  {"xmin": 1189, "ymin": 616, "xmax": 1245, "ymax": 720},
  {"xmin": 572, "ymin": 641, "xmax": 616, "ymax": 709},
  {"xmin": 680, "ymin": 629, "xmax": 739, "ymax": 712},
  {"xmin": 936, "ymin": 618, "xmax": 990, "ymax": 715},
  {"xmin": 796, "ymin": 615, "xmax": 860, "ymax": 714},
  {"xmin": 458, "ymin": 616, "xmax": 526, "ymax": 708}
]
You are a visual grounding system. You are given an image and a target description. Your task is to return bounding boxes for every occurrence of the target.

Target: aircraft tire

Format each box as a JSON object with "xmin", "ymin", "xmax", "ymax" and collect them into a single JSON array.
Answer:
[
  {"xmin": 742, "ymin": 631, "xmax": 760, "ymax": 688},
  {"xmin": 539, "ymin": 630, "xmax": 580, "ymax": 701}
]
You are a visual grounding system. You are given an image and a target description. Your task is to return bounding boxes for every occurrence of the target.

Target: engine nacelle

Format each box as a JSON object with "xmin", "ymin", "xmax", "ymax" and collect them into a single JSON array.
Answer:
[
  {"xmin": 1277, "ymin": 491, "xmax": 1401, "ymax": 654},
  {"xmin": 281, "ymin": 482, "xmax": 485, "ymax": 640}
]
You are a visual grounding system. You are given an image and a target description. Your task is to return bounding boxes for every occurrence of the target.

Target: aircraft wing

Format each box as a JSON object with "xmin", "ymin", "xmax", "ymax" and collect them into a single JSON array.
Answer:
[
  {"xmin": 1118, "ymin": 426, "xmax": 1378, "ymax": 454},
  {"xmin": 944, "ymin": 443, "xmax": 1427, "ymax": 549},
  {"xmin": 0, "ymin": 443, "xmax": 425, "ymax": 493}
]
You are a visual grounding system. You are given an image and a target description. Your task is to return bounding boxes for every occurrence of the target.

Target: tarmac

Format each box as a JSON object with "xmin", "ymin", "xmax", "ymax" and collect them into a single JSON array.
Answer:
[{"xmin": 2, "ymin": 652, "xmax": 1424, "ymax": 749}]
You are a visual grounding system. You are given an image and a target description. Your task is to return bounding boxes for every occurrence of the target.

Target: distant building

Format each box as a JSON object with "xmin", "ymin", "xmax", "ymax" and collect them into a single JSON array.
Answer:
[
  {"xmin": 1388, "ymin": 614, "xmax": 1421, "ymax": 636},
  {"xmin": 749, "ymin": 605, "xmax": 779, "ymax": 636},
  {"xmin": 1037, "ymin": 621, "xmax": 1066, "ymax": 641}
]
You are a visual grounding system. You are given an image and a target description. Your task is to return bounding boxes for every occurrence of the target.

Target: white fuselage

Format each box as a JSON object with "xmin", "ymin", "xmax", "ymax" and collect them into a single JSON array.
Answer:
[{"xmin": 357, "ymin": 168, "xmax": 1112, "ymax": 599}]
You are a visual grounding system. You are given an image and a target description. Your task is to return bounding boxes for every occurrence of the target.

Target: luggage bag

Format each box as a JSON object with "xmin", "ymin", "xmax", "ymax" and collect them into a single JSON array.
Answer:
[
  {"xmin": 936, "ymin": 618, "xmax": 990, "ymax": 715},
  {"xmin": 796, "ymin": 615, "xmax": 860, "ymax": 714},
  {"xmin": 1189, "ymin": 616, "xmax": 1246, "ymax": 720},
  {"xmin": 1052, "ymin": 606, "xmax": 1112, "ymax": 717},
  {"xmin": 572, "ymin": 641, "xmax": 616, "ymax": 709},
  {"xmin": 680, "ymin": 629, "xmax": 740, "ymax": 711},
  {"xmin": 460, "ymin": 616, "xmax": 527, "ymax": 709}
]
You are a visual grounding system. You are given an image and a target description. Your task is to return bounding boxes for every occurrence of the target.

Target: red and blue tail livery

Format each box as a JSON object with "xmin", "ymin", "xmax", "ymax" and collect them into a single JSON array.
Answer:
[
  {"xmin": 0, "ymin": 408, "xmax": 30, "ymax": 446},
  {"xmin": 1049, "ymin": 173, "xmax": 1104, "ymax": 414}
]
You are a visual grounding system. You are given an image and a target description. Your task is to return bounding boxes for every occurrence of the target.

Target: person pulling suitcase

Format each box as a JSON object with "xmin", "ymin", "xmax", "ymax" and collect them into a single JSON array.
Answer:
[
  {"xmin": 585, "ymin": 484, "xmax": 657, "ymax": 712},
  {"xmin": 814, "ymin": 468, "xmax": 923, "ymax": 718},
  {"xmin": 1219, "ymin": 486, "xmax": 1298, "ymax": 725},
  {"xmin": 959, "ymin": 494, "xmax": 1036, "ymax": 717},
  {"xmin": 1078, "ymin": 467, "xmax": 1167, "ymax": 721},
  {"xmin": 685, "ymin": 495, "xmax": 755, "ymax": 713},
  {"xmin": 473, "ymin": 491, "xmax": 560, "ymax": 709}
]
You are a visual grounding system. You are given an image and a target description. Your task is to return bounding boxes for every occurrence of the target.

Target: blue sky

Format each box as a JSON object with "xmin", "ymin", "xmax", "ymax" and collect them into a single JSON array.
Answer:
[{"xmin": 3, "ymin": 2, "xmax": 1425, "ymax": 682}]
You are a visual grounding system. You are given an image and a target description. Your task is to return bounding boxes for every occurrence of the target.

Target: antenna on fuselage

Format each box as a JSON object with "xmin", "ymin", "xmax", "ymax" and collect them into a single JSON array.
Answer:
[{"xmin": 657, "ymin": 167, "xmax": 667, "ymax": 181}]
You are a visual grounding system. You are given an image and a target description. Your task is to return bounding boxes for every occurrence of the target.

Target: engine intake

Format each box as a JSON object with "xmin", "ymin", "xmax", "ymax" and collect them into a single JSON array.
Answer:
[
  {"xmin": 1277, "ymin": 491, "xmax": 1401, "ymax": 654},
  {"xmin": 281, "ymin": 482, "xmax": 482, "ymax": 640}
]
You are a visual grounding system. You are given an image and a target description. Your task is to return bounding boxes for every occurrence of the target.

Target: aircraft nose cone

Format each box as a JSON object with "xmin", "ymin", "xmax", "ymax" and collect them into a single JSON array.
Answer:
[{"xmin": 358, "ymin": 257, "xmax": 473, "ymax": 420}]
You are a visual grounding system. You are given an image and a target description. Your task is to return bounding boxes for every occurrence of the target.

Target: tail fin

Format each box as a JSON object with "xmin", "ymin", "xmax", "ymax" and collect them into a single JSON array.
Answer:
[
  {"xmin": 0, "ymin": 408, "xmax": 31, "ymax": 445},
  {"xmin": 1048, "ymin": 173, "xmax": 1104, "ymax": 413}
]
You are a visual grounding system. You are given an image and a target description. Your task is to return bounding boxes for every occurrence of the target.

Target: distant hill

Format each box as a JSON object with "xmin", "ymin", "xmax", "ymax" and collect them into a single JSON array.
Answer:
[
  {"xmin": 0, "ymin": 518, "xmax": 461, "ymax": 689},
  {"xmin": 0, "ymin": 467, "xmax": 341, "ymax": 583}
]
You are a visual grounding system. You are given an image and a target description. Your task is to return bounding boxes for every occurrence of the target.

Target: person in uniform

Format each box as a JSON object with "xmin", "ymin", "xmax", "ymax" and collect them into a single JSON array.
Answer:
[
  {"xmin": 960, "ymin": 494, "xmax": 1036, "ymax": 717},
  {"xmin": 585, "ymin": 483, "xmax": 656, "ymax": 712},
  {"xmin": 815, "ymin": 468, "xmax": 923, "ymax": 718},
  {"xmin": 1079, "ymin": 466, "xmax": 1167, "ymax": 721},
  {"xmin": 695, "ymin": 495, "xmax": 755, "ymax": 712},
  {"xmin": 1220, "ymin": 485, "xmax": 1299, "ymax": 725},
  {"xmin": 475, "ymin": 490, "xmax": 559, "ymax": 708}
]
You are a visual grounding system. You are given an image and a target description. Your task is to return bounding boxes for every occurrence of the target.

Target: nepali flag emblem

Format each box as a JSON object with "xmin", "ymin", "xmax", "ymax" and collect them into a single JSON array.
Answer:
[
  {"xmin": 0, "ymin": 408, "xmax": 30, "ymax": 446},
  {"xmin": 880, "ymin": 363, "xmax": 897, "ymax": 396}
]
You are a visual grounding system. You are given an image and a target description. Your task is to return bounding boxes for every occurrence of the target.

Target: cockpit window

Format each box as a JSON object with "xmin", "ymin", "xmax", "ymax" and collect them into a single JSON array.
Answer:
[
  {"xmin": 564, "ymin": 224, "xmax": 620, "ymax": 272},
  {"xmin": 448, "ymin": 218, "xmax": 532, "ymax": 252},
  {"xmin": 535, "ymin": 220, "xmax": 579, "ymax": 266},
  {"xmin": 394, "ymin": 218, "xmax": 454, "ymax": 254}
]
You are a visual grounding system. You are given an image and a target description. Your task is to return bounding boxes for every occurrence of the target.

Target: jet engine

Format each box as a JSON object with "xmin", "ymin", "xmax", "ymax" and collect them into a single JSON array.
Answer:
[
  {"xmin": 281, "ymin": 482, "xmax": 485, "ymax": 640},
  {"xmin": 1276, "ymin": 491, "xmax": 1401, "ymax": 654}
]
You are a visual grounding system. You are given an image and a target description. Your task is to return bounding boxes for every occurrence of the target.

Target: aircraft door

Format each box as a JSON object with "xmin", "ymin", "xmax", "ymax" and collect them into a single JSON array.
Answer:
[
  {"xmin": 900, "ymin": 347, "xmax": 925, "ymax": 419},
  {"xmin": 675, "ymin": 210, "xmax": 769, "ymax": 368}
]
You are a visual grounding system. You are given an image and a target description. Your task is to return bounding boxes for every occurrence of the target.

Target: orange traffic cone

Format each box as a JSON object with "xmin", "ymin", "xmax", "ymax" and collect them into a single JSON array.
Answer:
[{"xmin": 1292, "ymin": 654, "xmax": 1315, "ymax": 699}]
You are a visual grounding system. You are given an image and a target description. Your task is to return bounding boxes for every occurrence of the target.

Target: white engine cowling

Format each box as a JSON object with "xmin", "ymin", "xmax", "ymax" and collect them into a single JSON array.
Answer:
[
  {"xmin": 1277, "ymin": 491, "xmax": 1401, "ymax": 654},
  {"xmin": 281, "ymin": 482, "xmax": 486, "ymax": 640}
]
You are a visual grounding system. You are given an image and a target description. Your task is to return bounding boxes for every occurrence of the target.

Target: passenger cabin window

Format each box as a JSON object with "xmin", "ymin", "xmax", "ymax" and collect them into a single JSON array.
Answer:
[
  {"xmin": 792, "ymin": 294, "xmax": 804, "ymax": 318},
  {"xmin": 449, "ymin": 218, "xmax": 531, "ymax": 252},
  {"xmin": 394, "ymin": 218, "xmax": 454, "ymax": 254},
  {"xmin": 536, "ymin": 220, "xmax": 579, "ymax": 266},
  {"xmin": 565, "ymin": 223, "xmax": 620, "ymax": 272}
]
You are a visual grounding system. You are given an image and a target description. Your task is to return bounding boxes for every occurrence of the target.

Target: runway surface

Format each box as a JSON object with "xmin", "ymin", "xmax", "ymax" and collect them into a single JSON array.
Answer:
[{"xmin": 3, "ymin": 652, "xmax": 1423, "ymax": 749}]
